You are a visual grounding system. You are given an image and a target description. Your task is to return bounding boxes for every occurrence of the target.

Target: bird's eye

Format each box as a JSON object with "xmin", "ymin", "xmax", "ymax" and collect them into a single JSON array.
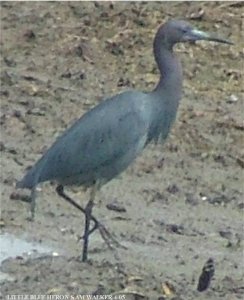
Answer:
[{"xmin": 181, "ymin": 27, "xmax": 189, "ymax": 33}]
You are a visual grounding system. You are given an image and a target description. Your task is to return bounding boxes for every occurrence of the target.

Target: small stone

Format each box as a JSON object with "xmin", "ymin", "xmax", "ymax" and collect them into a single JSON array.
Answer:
[
  {"xmin": 27, "ymin": 107, "xmax": 46, "ymax": 116},
  {"xmin": 227, "ymin": 94, "xmax": 238, "ymax": 103},
  {"xmin": 166, "ymin": 224, "xmax": 184, "ymax": 235},
  {"xmin": 23, "ymin": 29, "xmax": 36, "ymax": 40},
  {"xmin": 167, "ymin": 184, "xmax": 179, "ymax": 194},
  {"xmin": 10, "ymin": 192, "xmax": 31, "ymax": 202},
  {"xmin": 106, "ymin": 200, "xmax": 126, "ymax": 213},
  {"xmin": 13, "ymin": 110, "xmax": 22, "ymax": 118},
  {"xmin": 219, "ymin": 230, "xmax": 232, "ymax": 240},
  {"xmin": 185, "ymin": 193, "xmax": 199, "ymax": 206}
]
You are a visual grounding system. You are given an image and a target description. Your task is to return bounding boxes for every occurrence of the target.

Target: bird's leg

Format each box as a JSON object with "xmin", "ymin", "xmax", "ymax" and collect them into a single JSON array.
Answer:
[
  {"xmin": 83, "ymin": 184, "xmax": 126, "ymax": 250},
  {"xmin": 56, "ymin": 185, "xmax": 126, "ymax": 260},
  {"xmin": 82, "ymin": 186, "xmax": 96, "ymax": 262},
  {"xmin": 82, "ymin": 199, "xmax": 94, "ymax": 261},
  {"xmin": 28, "ymin": 187, "xmax": 37, "ymax": 221},
  {"xmin": 56, "ymin": 184, "xmax": 99, "ymax": 229}
]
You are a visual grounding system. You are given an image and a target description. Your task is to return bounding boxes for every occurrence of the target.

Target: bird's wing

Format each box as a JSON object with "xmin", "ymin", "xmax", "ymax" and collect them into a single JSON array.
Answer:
[{"xmin": 40, "ymin": 94, "xmax": 150, "ymax": 183}]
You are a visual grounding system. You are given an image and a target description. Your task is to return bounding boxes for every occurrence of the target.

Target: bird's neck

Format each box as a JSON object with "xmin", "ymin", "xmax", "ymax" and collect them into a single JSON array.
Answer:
[
  {"xmin": 153, "ymin": 44, "xmax": 183, "ymax": 102},
  {"xmin": 146, "ymin": 43, "xmax": 183, "ymax": 143}
]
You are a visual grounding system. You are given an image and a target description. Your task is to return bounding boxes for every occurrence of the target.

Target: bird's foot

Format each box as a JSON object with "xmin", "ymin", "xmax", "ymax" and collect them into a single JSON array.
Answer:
[
  {"xmin": 97, "ymin": 222, "xmax": 127, "ymax": 250},
  {"xmin": 79, "ymin": 220, "xmax": 127, "ymax": 250}
]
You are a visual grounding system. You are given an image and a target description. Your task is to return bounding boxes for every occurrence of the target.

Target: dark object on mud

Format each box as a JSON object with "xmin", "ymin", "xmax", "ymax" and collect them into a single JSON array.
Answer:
[
  {"xmin": 23, "ymin": 29, "xmax": 36, "ymax": 40},
  {"xmin": 106, "ymin": 201, "xmax": 127, "ymax": 213},
  {"xmin": 197, "ymin": 258, "xmax": 215, "ymax": 292},
  {"xmin": 16, "ymin": 20, "xmax": 232, "ymax": 262}
]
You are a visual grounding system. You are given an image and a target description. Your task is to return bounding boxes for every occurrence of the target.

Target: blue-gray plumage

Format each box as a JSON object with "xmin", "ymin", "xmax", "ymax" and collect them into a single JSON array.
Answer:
[
  {"xmin": 16, "ymin": 20, "xmax": 232, "ymax": 261},
  {"xmin": 17, "ymin": 91, "xmax": 151, "ymax": 188}
]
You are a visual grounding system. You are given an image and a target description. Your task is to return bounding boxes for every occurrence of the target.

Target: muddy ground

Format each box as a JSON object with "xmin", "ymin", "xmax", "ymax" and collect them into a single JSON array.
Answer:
[{"xmin": 0, "ymin": 1, "xmax": 243, "ymax": 299}]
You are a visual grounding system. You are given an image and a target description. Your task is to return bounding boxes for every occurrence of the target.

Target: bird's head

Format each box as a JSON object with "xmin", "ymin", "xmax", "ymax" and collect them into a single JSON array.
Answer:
[{"xmin": 159, "ymin": 20, "xmax": 233, "ymax": 48}]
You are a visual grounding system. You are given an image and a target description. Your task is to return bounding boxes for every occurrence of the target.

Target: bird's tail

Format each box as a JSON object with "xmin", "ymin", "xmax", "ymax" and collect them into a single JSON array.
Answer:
[
  {"xmin": 16, "ymin": 165, "xmax": 39, "ymax": 189},
  {"xmin": 16, "ymin": 164, "xmax": 41, "ymax": 220}
]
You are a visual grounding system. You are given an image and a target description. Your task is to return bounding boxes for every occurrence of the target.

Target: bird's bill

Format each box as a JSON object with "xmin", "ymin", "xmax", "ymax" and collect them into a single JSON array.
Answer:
[{"xmin": 184, "ymin": 28, "xmax": 233, "ymax": 45}]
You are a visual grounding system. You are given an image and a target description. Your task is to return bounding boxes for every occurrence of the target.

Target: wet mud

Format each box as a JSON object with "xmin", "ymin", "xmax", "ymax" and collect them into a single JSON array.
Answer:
[{"xmin": 1, "ymin": 2, "xmax": 243, "ymax": 299}]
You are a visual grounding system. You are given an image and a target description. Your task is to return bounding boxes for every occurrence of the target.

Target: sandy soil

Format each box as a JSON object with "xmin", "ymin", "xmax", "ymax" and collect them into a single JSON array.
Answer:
[{"xmin": 0, "ymin": 2, "xmax": 243, "ymax": 299}]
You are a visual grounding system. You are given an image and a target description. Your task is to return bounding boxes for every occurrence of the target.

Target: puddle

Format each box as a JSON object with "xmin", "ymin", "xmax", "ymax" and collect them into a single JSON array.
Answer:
[
  {"xmin": 0, "ymin": 233, "xmax": 55, "ymax": 282},
  {"xmin": 0, "ymin": 233, "xmax": 53, "ymax": 264}
]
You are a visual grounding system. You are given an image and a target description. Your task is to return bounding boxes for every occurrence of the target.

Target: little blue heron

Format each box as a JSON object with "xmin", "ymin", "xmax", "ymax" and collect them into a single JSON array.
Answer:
[{"xmin": 16, "ymin": 20, "xmax": 232, "ymax": 262}]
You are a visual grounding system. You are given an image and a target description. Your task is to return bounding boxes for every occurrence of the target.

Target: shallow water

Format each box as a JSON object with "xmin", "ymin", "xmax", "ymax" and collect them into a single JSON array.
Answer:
[{"xmin": 0, "ymin": 233, "xmax": 53, "ymax": 282}]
